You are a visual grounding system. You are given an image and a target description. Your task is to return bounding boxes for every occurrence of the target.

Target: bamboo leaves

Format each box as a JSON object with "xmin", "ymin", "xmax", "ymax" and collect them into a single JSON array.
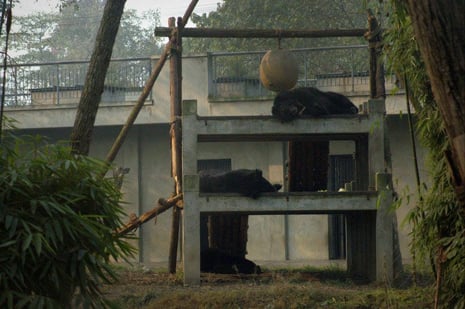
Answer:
[{"xmin": 0, "ymin": 132, "xmax": 135, "ymax": 308}]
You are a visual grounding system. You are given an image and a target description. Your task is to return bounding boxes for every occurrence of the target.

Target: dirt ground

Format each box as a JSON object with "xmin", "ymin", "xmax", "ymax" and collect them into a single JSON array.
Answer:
[{"xmin": 101, "ymin": 263, "xmax": 434, "ymax": 309}]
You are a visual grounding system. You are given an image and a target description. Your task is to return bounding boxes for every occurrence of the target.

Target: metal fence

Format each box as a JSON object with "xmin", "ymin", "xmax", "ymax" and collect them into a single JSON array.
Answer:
[
  {"xmin": 3, "ymin": 57, "xmax": 153, "ymax": 107},
  {"xmin": 3, "ymin": 45, "xmax": 390, "ymax": 107},
  {"xmin": 208, "ymin": 45, "xmax": 374, "ymax": 100}
]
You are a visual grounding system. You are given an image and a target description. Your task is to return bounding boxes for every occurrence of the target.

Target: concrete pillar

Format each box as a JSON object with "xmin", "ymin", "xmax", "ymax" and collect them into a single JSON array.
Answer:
[
  {"xmin": 345, "ymin": 173, "xmax": 376, "ymax": 282},
  {"xmin": 346, "ymin": 173, "xmax": 394, "ymax": 283},
  {"xmin": 182, "ymin": 175, "xmax": 201, "ymax": 286},
  {"xmin": 182, "ymin": 100, "xmax": 201, "ymax": 285},
  {"xmin": 367, "ymin": 98, "xmax": 386, "ymax": 190},
  {"xmin": 375, "ymin": 172, "xmax": 394, "ymax": 283}
]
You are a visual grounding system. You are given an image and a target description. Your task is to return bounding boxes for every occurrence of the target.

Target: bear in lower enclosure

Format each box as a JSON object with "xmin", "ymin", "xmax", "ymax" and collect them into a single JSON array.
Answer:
[
  {"xmin": 201, "ymin": 248, "xmax": 261, "ymax": 274},
  {"xmin": 272, "ymin": 87, "xmax": 359, "ymax": 122},
  {"xmin": 198, "ymin": 169, "xmax": 279, "ymax": 274},
  {"xmin": 199, "ymin": 168, "xmax": 281, "ymax": 199}
]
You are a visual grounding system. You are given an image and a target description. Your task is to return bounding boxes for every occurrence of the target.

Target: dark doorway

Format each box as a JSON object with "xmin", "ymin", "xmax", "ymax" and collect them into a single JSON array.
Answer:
[
  {"xmin": 288, "ymin": 141, "xmax": 329, "ymax": 192},
  {"xmin": 287, "ymin": 141, "xmax": 354, "ymax": 260}
]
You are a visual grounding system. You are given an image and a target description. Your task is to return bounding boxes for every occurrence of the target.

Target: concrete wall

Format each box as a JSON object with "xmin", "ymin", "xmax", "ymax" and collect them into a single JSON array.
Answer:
[{"xmin": 5, "ymin": 54, "xmax": 424, "ymax": 265}]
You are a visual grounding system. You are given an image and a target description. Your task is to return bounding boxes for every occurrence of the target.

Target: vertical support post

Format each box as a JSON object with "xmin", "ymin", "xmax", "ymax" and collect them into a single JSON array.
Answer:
[
  {"xmin": 366, "ymin": 9, "xmax": 386, "ymax": 99},
  {"xmin": 375, "ymin": 172, "xmax": 394, "ymax": 283},
  {"xmin": 182, "ymin": 100, "xmax": 201, "ymax": 285},
  {"xmin": 168, "ymin": 16, "xmax": 183, "ymax": 274},
  {"xmin": 14, "ymin": 66, "xmax": 18, "ymax": 106},
  {"xmin": 345, "ymin": 181, "xmax": 376, "ymax": 282},
  {"xmin": 367, "ymin": 98, "xmax": 386, "ymax": 190},
  {"xmin": 350, "ymin": 48, "xmax": 355, "ymax": 92},
  {"xmin": 55, "ymin": 64, "xmax": 60, "ymax": 105},
  {"xmin": 207, "ymin": 52, "xmax": 214, "ymax": 98},
  {"xmin": 182, "ymin": 175, "xmax": 201, "ymax": 286}
]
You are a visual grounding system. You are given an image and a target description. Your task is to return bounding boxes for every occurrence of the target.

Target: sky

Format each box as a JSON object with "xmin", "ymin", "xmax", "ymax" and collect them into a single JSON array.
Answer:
[{"xmin": 15, "ymin": 0, "xmax": 222, "ymax": 26}]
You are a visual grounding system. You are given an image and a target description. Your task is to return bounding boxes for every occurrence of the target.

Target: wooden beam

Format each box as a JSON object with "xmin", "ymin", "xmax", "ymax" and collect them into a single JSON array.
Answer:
[
  {"xmin": 155, "ymin": 27, "xmax": 367, "ymax": 39},
  {"xmin": 116, "ymin": 194, "xmax": 183, "ymax": 236}
]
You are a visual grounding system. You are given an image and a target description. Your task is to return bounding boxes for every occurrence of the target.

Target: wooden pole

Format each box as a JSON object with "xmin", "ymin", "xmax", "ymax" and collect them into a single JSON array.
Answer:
[
  {"xmin": 116, "ymin": 194, "xmax": 183, "ymax": 235},
  {"xmin": 167, "ymin": 16, "xmax": 183, "ymax": 274},
  {"xmin": 166, "ymin": 0, "xmax": 199, "ymax": 275},
  {"xmin": 365, "ymin": 10, "xmax": 385, "ymax": 99},
  {"xmin": 104, "ymin": 0, "xmax": 199, "ymax": 166},
  {"xmin": 104, "ymin": 51, "xmax": 168, "ymax": 164},
  {"xmin": 155, "ymin": 27, "xmax": 367, "ymax": 39}
]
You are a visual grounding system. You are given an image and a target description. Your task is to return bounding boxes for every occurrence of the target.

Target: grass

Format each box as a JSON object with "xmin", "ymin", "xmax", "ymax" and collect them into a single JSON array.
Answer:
[{"xmin": 102, "ymin": 264, "xmax": 434, "ymax": 308}]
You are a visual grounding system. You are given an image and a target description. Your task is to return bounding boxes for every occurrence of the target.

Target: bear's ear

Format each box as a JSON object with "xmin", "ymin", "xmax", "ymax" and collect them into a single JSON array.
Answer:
[{"xmin": 255, "ymin": 169, "xmax": 263, "ymax": 177}]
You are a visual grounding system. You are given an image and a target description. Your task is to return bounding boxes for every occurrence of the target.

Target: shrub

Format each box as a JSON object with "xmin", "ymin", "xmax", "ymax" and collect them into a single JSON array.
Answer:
[{"xmin": 0, "ymin": 131, "xmax": 135, "ymax": 308}]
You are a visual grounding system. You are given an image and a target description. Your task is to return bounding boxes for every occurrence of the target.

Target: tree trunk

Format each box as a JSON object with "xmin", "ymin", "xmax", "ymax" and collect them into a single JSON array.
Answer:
[
  {"xmin": 70, "ymin": 0, "xmax": 126, "ymax": 155},
  {"xmin": 406, "ymin": 1, "xmax": 465, "ymax": 206}
]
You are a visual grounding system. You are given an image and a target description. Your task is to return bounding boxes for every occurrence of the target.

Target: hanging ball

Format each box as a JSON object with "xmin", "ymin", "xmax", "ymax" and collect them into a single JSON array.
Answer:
[{"xmin": 259, "ymin": 49, "xmax": 299, "ymax": 92}]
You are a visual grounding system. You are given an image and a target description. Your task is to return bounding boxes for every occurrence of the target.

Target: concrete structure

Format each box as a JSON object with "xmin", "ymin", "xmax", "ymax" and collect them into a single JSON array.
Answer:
[
  {"xmin": 4, "ymin": 53, "xmax": 429, "ymax": 276},
  {"xmin": 182, "ymin": 98, "xmax": 395, "ymax": 284}
]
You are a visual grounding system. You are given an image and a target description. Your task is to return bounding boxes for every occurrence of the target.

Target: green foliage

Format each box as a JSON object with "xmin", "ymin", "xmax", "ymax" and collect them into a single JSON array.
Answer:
[
  {"xmin": 10, "ymin": 0, "xmax": 163, "ymax": 62},
  {"xmin": 184, "ymin": 0, "xmax": 368, "ymax": 54},
  {"xmin": 0, "ymin": 130, "xmax": 135, "ymax": 308},
  {"xmin": 381, "ymin": 0, "xmax": 465, "ymax": 307}
]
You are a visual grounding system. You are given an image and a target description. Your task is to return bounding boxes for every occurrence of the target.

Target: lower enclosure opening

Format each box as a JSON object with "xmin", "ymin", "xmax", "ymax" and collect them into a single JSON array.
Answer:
[{"xmin": 199, "ymin": 212, "xmax": 376, "ymax": 283}]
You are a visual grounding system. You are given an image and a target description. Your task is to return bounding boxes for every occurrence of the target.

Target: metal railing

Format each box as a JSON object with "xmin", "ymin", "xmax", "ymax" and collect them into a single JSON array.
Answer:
[
  {"xmin": 3, "ymin": 57, "xmax": 153, "ymax": 107},
  {"xmin": 208, "ymin": 45, "xmax": 374, "ymax": 101},
  {"xmin": 3, "ymin": 46, "xmax": 394, "ymax": 107}
]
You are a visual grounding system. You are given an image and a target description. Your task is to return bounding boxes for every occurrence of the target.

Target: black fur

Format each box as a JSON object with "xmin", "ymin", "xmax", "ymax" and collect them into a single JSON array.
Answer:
[
  {"xmin": 199, "ymin": 169, "xmax": 276, "ymax": 274},
  {"xmin": 199, "ymin": 169, "xmax": 281, "ymax": 199},
  {"xmin": 272, "ymin": 87, "xmax": 359, "ymax": 122},
  {"xmin": 201, "ymin": 248, "xmax": 262, "ymax": 274}
]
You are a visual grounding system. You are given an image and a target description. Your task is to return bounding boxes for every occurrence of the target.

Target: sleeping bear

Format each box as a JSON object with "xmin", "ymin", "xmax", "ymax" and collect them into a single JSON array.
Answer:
[
  {"xmin": 201, "ymin": 248, "xmax": 261, "ymax": 274},
  {"xmin": 199, "ymin": 169, "xmax": 281, "ymax": 199},
  {"xmin": 272, "ymin": 87, "xmax": 359, "ymax": 122},
  {"xmin": 199, "ymin": 169, "xmax": 277, "ymax": 274}
]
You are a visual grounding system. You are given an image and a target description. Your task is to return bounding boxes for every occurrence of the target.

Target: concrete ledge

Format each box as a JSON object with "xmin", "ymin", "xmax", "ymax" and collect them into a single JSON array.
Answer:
[
  {"xmin": 195, "ymin": 191, "xmax": 378, "ymax": 214},
  {"xmin": 5, "ymin": 101, "xmax": 165, "ymax": 129},
  {"xmin": 191, "ymin": 114, "xmax": 379, "ymax": 140}
]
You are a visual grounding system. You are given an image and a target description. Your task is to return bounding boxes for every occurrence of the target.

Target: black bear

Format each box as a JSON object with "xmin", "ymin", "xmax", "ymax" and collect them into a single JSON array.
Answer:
[
  {"xmin": 272, "ymin": 87, "xmax": 359, "ymax": 122},
  {"xmin": 201, "ymin": 248, "xmax": 261, "ymax": 274},
  {"xmin": 199, "ymin": 169, "xmax": 281, "ymax": 199}
]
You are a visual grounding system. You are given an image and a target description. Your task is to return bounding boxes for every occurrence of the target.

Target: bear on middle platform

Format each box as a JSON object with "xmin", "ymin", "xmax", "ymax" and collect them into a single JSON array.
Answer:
[{"xmin": 199, "ymin": 169, "xmax": 281, "ymax": 199}]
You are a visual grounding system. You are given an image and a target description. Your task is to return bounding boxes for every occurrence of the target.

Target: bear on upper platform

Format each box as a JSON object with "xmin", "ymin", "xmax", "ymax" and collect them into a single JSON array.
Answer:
[{"xmin": 272, "ymin": 87, "xmax": 359, "ymax": 122}]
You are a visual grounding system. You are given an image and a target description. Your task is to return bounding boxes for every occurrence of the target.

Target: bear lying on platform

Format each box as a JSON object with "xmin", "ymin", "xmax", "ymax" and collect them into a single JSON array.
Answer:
[
  {"xmin": 199, "ymin": 169, "xmax": 281, "ymax": 199},
  {"xmin": 272, "ymin": 87, "xmax": 359, "ymax": 122},
  {"xmin": 201, "ymin": 248, "xmax": 261, "ymax": 274}
]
